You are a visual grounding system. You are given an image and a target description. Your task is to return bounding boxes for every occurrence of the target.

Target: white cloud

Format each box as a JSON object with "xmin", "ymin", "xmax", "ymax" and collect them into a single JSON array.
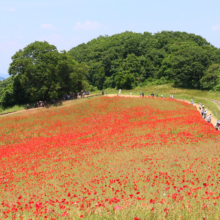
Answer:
[
  {"xmin": 212, "ymin": 25, "xmax": 220, "ymax": 31},
  {"xmin": 73, "ymin": 20, "xmax": 102, "ymax": 31},
  {"xmin": 41, "ymin": 23, "xmax": 55, "ymax": 29},
  {"xmin": 9, "ymin": 7, "xmax": 16, "ymax": 12}
]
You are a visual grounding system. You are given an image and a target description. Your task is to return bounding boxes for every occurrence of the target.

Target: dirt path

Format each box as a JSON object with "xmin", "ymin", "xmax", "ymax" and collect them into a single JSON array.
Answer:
[
  {"xmin": 106, "ymin": 94, "xmax": 218, "ymax": 128},
  {"xmin": 210, "ymin": 99, "xmax": 220, "ymax": 110}
]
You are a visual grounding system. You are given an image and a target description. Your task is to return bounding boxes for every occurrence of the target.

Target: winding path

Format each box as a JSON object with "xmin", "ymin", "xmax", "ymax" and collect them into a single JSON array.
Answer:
[{"xmin": 210, "ymin": 99, "xmax": 220, "ymax": 111}]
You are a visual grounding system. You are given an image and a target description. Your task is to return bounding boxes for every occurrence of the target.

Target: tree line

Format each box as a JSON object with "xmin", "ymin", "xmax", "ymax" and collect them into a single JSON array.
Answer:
[
  {"xmin": 69, "ymin": 31, "xmax": 220, "ymax": 90},
  {"xmin": 1, "ymin": 31, "xmax": 220, "ymax": 107}
]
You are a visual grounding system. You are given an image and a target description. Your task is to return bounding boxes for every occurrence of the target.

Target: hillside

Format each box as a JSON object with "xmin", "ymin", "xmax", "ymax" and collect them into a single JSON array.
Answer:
[{"xmin": 69, "ymin": 31, "xmax": 220, "ymax": 90}]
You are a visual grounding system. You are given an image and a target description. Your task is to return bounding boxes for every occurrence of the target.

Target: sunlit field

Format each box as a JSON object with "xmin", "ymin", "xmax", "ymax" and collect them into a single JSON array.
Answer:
[{"xmin": 0, "ymin": 97, "xmax": 220, "ymax": 220}]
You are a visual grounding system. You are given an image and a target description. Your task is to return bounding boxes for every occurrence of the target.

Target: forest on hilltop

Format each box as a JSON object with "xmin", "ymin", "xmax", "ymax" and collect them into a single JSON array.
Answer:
[
  {"xmin": 69, "ymin": 31, "xmax": 220, "ymax": 90},
  {"xmin": 1, "ymin": 31, "xmax": 220, "ymax": 108}
]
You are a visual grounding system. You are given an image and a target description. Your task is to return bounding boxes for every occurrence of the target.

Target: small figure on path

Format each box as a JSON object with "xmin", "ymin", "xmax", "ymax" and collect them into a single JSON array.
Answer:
[
  {"xmin": 190, "ymin": 99, "xmax": 193, "ymax": 105},
  {"xmin": 202, "ymin": 104, "xmax": 205, "ymax": 110},
  {"xmin": 161, "ymin": 94, "xmax": 163, "ymax": 98},
  {"xmin": 215, "ymin": 120, "xmax": 220, "ymax": 131},
  {"xmin": 203, "ymin": 109, "xmax": 207, "ymax": 119},
  {"xmin": 27, "ymin": 104, "xmax": 29, "ymax": 109},
  {"xmin": 201, "ymin": 109, "xmax": 204, "ymax": 116},
  {"xmin": 206, "ymin": 114, "xmax": 212, "ymax": 123},
  {"xmin": 199, "ymin": 103, "xmax": 201, "ymax": 110}
]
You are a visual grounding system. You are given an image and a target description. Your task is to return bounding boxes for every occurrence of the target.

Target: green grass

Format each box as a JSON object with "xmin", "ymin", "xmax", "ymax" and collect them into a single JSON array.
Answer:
[
  {"xmin": 102, "ymin": 84, "xmax": 220, "ymax": 100},
  {"xmin": 0, "ymin": 105, "xmax": 25, "ymax": 115}
]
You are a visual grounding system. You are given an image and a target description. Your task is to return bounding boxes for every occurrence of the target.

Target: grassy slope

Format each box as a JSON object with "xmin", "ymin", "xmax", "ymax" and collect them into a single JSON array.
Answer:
[
  {"xmin": 100, "ymin": 84, "xmax": 220, "ymax": 119},
  {"xmin": 0, "ymin": 105, "xmax": 25, "ymax": 114}
]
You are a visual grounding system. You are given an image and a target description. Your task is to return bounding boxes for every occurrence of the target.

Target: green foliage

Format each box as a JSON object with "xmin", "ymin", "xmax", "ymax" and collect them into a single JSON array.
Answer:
[
  {"xmin": 0, "ymin": 76, "xmax": 15, "ymax": 107},
  {"xmin": 0, "ymin": 76, "xmax": 14, "ymax": 97},
  {"xmin": 4, "ymin": 41, "xmax": 88, "ymax": 107},
  {"xmin": 68, "ymin": 31, "xmax": 220, "ymax": 90},
  {"xmin": 200, "ymin": 64, "xmax": 220, "ymax": 91}
]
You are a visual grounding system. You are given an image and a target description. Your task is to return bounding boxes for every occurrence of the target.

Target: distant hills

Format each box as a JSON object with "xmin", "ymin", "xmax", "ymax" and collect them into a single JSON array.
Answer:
[{"xmin": 0, "ymin": 75, "xmax": 6, "ymax": 81}]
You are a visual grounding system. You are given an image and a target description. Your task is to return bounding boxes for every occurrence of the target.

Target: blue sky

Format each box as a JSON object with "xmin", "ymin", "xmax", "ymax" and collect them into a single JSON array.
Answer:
[{"xmin": 1, "ymin": 0, "xmax": 220, "ymax": 78}]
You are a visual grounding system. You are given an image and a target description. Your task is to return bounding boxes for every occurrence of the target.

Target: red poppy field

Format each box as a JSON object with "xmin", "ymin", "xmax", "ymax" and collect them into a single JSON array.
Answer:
[{"xmin": 0, "ymin": 97, "xmax": 220, "ymax": 220}]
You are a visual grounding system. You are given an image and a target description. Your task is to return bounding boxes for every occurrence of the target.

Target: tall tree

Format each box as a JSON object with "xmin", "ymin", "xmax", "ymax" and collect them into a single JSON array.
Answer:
[{"xmin": 8, "ymin": 41, "xmax": 88, "ymax": 103}]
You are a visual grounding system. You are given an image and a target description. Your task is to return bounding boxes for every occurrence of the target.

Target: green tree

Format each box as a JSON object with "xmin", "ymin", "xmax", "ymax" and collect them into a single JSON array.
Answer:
[
  {"xmin": 8, "ymin": 41, "xmax": 88, "ymax": 104},
  {"xmin": 162, "ymin": 46, "xmax": 213, "ymax": 88},
  {"xmin": 9, "ymin": 41, "xmax": 62, "ymax": 101},
  {"xmin": 0, "ymin": 77, "xmax": 15, "ymax": 107},
  {"xmin": 200, "ymin": 64, "xmax": 220, "ymax": 90}
]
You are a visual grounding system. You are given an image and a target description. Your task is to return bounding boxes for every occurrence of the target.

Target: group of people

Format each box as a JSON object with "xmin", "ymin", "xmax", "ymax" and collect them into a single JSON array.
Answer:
[
  {"xmin": 62, "ymin": 91, "xmax": 91, "ymax": 100},
  {"xmin": 198, "ymin": 102, "xmax": 212, "ymax": 123},
  {"xmin": 27, "ymin": 101, "xmax": 46, "ymax": 109},
  {"xmin": 34, "ymin": 101, "xmax": 46, "ymax": 108},
  {"xmin": 150, "ymin": 93, "xmax": 161, "ymax": 97}
]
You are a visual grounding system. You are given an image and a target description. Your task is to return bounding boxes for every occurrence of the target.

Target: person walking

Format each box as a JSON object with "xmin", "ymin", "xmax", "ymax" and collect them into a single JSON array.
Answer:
[
  {"xmin": 203, "ymin": 109, "xmax": 207, "ymax": 119},
  {"xmin": 27, "ymin": 103, "xmax": 29, "ymax": 110},
  {"xmin": 202, "ymin": 104, "xmax": 205, "ymax": 110},
  {"xmin": 206, "ymin": 114, "xmax": 212, "ymax": 123},
  {"xmin": 201, "ymin": 109, "xmax": 204, "ymax": 116},
  {"xmin": 199, "ymin": 103, "xmax": 201, "ymax": 110},
  {"xmin": 190, "ymin": 99, "xmax": 193, "ymax": 105}
]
